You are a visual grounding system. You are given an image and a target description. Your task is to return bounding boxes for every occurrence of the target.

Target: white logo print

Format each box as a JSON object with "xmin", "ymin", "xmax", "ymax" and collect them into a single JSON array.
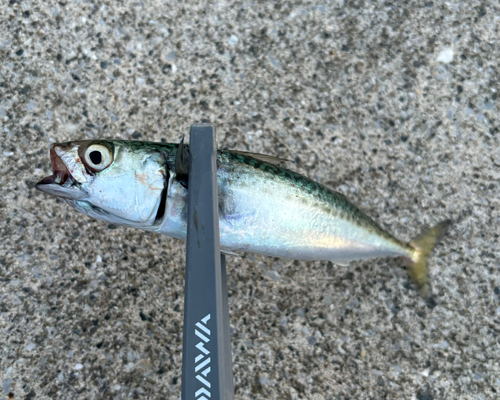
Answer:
[{"xmin": 194, "ymin": 314, "xmax": 211, "ymax": 399}]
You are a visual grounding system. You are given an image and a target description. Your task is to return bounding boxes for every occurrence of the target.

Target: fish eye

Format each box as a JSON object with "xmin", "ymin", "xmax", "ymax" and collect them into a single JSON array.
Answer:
[{"xmin": 83, "ymin": 144, "xmax": 113, "ymax": 172}]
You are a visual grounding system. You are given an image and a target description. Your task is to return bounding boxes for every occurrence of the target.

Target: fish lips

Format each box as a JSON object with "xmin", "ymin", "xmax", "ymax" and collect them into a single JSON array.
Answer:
[{"xmin": 36, "ymin": 144, "xmax": 87, "ymax": 201}]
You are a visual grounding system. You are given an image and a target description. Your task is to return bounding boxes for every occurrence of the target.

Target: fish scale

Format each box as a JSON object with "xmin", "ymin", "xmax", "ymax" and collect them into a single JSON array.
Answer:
[{"xmin": 219, "ymin": 150, "xmax": 400, "ymax": 245}]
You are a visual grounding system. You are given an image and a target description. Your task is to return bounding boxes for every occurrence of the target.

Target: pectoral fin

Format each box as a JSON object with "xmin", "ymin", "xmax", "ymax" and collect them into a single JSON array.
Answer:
[{"xmin": 175, "ymin": 137, "xmax": 190, "ymax": 188}]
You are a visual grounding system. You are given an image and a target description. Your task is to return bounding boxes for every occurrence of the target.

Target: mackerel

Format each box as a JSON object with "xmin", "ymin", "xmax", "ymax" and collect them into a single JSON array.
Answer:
[{"xmin": 37, "ymin": 139, "xmax": 451, "ymax": 305}]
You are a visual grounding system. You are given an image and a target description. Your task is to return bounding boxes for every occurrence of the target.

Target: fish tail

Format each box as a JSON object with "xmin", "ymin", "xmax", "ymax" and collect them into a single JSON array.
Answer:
[{"xmin": 406, "ymin": 219, "xmax": 452, "ymax": 307}]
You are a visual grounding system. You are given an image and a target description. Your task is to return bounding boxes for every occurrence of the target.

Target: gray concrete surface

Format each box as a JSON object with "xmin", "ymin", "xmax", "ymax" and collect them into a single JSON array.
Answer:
[{"xmin": 1, "ymin": 0, "xmax": 499, "ymax": 399}]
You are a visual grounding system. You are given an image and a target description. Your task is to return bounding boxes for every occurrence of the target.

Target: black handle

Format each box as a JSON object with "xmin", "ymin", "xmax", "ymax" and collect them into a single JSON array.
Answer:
[{"xmin": 181, "ymin": 124, "xmax": 234, "ymax": 400}]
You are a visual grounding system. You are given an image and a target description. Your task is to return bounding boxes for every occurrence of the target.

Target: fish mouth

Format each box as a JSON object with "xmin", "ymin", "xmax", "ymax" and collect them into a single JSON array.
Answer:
[{"xmin": 36, "ymin": 144, "xmax": 87, "ymax": 200}]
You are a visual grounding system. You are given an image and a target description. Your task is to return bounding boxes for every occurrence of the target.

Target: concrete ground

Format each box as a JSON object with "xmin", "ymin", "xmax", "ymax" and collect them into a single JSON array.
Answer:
[{"xmin": 1, "ymin": 0, "xmax": 499, "ymax": 399}]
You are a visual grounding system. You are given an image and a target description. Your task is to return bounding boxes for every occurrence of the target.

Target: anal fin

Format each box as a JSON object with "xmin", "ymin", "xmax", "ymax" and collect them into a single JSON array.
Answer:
[{"xmin": 221, "ymin": 249, "xmax": 240, "ymax": 256}]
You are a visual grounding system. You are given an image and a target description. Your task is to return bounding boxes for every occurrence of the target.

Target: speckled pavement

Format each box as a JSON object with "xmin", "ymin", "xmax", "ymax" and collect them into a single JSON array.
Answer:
[{"xmin": 1, "ymin": 1, "xmax": 499, "ymax": 399}]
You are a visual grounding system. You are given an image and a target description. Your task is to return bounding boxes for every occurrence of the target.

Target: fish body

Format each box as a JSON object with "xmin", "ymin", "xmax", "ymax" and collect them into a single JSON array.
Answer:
[
  {"xmin": 37, "ymin": 139, "xmax": 451, "ymax": 304},
  {"xmin": 164, "ymin": 150, "xmax": 408, "ymax": 263}
]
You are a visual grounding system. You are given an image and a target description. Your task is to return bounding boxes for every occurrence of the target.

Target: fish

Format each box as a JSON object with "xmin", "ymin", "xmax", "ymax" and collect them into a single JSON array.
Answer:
[{"xmin": 36, "ymin": 139, "xmax": 451, "ymax": 306}]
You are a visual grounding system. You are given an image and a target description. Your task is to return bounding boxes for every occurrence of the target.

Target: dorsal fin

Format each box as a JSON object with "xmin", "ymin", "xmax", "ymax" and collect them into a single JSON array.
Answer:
[{"xmin": 228, "ymin": 150, "xmax": 290, "ymax": 166}]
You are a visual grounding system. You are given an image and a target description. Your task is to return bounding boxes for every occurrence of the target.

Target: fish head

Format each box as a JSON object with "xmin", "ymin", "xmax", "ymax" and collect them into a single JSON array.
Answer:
[{"xmin": 37, "ymin": 140, "xmax": 168, "ymax": 228}]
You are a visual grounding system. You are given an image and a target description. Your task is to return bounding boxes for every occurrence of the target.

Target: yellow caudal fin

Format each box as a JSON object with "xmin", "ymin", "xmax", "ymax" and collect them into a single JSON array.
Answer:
[{"xmin": 407, "ymin": 220, "xmax": 452, "ymax": 307}]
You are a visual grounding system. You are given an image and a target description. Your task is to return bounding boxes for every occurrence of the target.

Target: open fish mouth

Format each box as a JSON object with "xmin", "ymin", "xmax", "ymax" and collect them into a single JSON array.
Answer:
[
  {"xmin": 38, "ymin": 145, "xmax": 75, "ymax": 185},
  {"xmin": 36, "ymin": 144, "xmax": 87, "ymax": 200}
]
